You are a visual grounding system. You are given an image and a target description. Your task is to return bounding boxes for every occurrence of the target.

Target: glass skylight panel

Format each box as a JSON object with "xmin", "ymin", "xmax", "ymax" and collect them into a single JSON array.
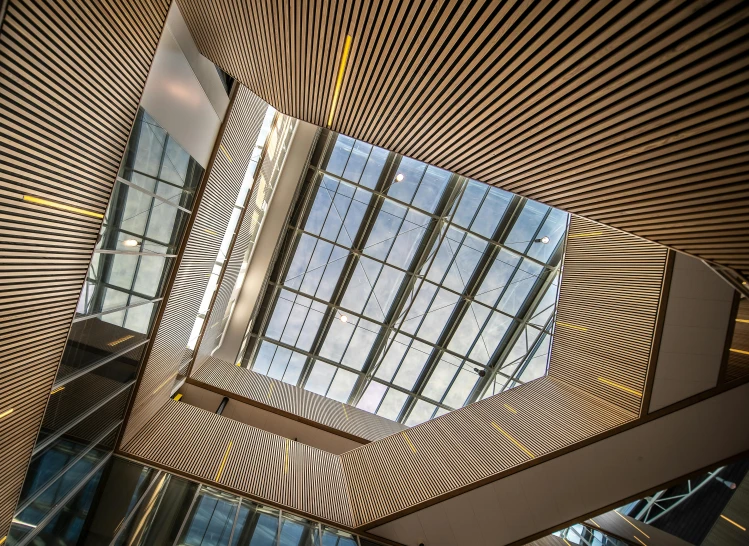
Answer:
[{"xmin": 243, "ymin": 131, "xmax": 568, "ymax": 425}]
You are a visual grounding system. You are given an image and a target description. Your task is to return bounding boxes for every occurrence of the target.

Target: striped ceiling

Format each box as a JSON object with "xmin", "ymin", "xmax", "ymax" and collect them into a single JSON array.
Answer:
[{"xmin": 176, "ymin": 0, "xmax": 749, "ymax": 276}]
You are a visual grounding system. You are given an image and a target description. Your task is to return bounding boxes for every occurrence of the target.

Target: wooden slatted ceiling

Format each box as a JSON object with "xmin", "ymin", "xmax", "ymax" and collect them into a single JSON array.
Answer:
[
  {"xmin": 549, "ymin": 216, "xmax": 670, "ymax": 414},
  {"xmin": 120, "ymin": 85, "xmax": 269, "ymax": 447},
  {"xmin": 123, "ymin": 376, "xmax": 634, "ymax": 529},
  {"xmin": 725, "ymin": 297, "xmax": 749, "ymax": 382},
  {"xmin": 123, "ymin": 399, "xmax": 355, "ymax": 528},
  {"xmin": 0, "ymin": 0, "xmax": 169, "ymax": 537},
  {"xmin": 191, "ymin": 356, "xmax": 406, "ymax": 442},
  {"xmin": 175, "ymin": 0, "xmax": 749, "ymax": 277}
]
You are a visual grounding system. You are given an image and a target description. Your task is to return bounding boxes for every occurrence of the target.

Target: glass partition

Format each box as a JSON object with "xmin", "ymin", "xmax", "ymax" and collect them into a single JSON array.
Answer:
[{"xmin": 241, "ymin": 130, "xmax": 567, "ymax": 425}]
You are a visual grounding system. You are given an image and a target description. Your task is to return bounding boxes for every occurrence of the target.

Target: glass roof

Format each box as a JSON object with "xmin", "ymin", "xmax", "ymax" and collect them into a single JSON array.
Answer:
[{"xmin": 240, "ymin": 131, "xmax": 567, "ymax": 425}]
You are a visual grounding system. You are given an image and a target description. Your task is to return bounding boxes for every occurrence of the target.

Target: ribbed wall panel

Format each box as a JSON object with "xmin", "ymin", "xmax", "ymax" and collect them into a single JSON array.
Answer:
[
  {"xmin": 123, "ymin": 377, "xmax": 633, "ymax": 529},
  {"xmin": 121, "ymin": 86, "xmax": 268, "ymax": 447},
  {"xmin": 192, "ymin": 356, "xmax": 406, "ymax": 442},
  {"xmin": 122, "ymin": 399, "xmax": 355, "ymax": 527},
  {"xmin": 341, "ymin": 377, "xmax": 634, "ymax": 528},
  {"xmin": 0, "ymin": 0, "xmax": 169, "ymax": 536},
  {"xmin": 726, "ymin": 298, "xmax": 749, "ymax": 382},
  {"xmin": 175, "ymin": 0, "xmax": 749, "ymax": 277},
  {"xmin": 194, "ymin": 113, "xmax": 297, "ymax": 368},
  {"xmin": 549, "ymin": 217, "xmax": 670, "ymax": 414}
]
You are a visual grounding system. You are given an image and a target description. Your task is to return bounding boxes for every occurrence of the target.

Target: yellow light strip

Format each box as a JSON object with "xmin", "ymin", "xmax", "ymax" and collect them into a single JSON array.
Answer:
[
  {"xmin": 563, "ymin": 539, "xmax": 572, "ymax": 546},
  {"xmin": 589, "ymin": 519, "xmax": 600, "ymax": 528},
  {"xmin": 614, "ymin": 510, "xmax": 650, "ymax": 538},
  {"xmin": 108, "ymin": 334, "xmax": 135, "ymax": 347},
  {"xmin": 50, "ymin": 386, "xmax": 65, "ymax": 395},
  {"xmin": 401, "ymin": 431, "xmax": 417, "ymax": 454},
  {"xmin": 503, "ymin": 403, "xmax": 517, "ymax": 414},
  {"xmin": 556, "ymin": 321, "xmax": 588, "ymax": 332},
  {"xmin": 204, "ymin": 228, "xmax": 219, "ymax": 236},
  {"xmin": 633, "ymin": 536, "xmax": 647, "ymax": 546},
  {"xmin": 730, "ymin": 348, "xmax": 749, "ymax": 356},
  {"xmin": 721, "ymin": 514, "xmax": 746, "ymax": 531},
  {"xmin": 267, "ymin": 382, "xmax": 274, "ymax": 400},
  {"xmin": 736, "ymin": 319, "xmax": 749, "ymax": 324},
  {"xmin": 0, "ymin": 535, "xmax": 6, "ymax": 544},
  {"xmin": 284, "ymin": 439, "xmax": 290, "ymax": 474},
  {"xmin": 341, "ymin": 403, "xmax": 349, "ymax": 420},
  {"xmin": 23, "ymin": 195, "xmax": 104, "ymax": 219},
  {"xmin": 236, "ymin": 360, "xmax": 242, "ymax": 367},
  {"xmin": 0, "ymin": 409, "xmax": 13, "ymax": 419},
  {"xmin": 219, "ymin": 144, "xmax": 233, "ymax": 163},
  {"xmin": 215, "ymin": 440, "xmax": 233, "ymax": 481},
  {"xmin": 491, "ymin": 422, "xmax": 535, "ymax": 458},
  {"xmin": 568, "ymin": 231, "xmax": 603, "ymax": 238},
  {"xmin": 173, "ymin": 393, "xmax": 183, "ymax": 401},
  {"xmin": 327, "ymin": 35, "xmax": 353, "ymax": 127},
  {"xmin": 152, "ymin": 375, "xmax": 175, "ymax": 395},
  {"xmin": 598, "ymin": 377, "xmax": 642, "ymax": 397}
]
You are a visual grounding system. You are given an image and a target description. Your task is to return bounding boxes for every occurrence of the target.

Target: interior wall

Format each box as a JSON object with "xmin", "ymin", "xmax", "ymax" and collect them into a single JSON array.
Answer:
[
  {"xmin": 649, "ymin": 253, "xmax": 735, "ymax": 412},
  {"xmin": 140, "ymin": 3, "xmax": 227, "ymax": 167},
  {"xmin": 0, "ymin": 0, "xmax": 170, "ymax": 537}
]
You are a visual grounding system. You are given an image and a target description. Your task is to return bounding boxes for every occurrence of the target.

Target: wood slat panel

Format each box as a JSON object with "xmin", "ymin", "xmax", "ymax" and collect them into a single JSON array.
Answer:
[
  {"xmin": 585, "ymin": 511, "xmax": 692, "ymax": 546},
  {"xmin": 725, "ymin": 297, "xmax": 749, "ymax": 382},
  {"xmin": 0, "ymin": 0, "xmax": 169, "ymax": 536},
  {"xmin": 191, "ymin": 356, "xmax": 406, "ymax": 442},
  {"xmin": 120, "ymin": 85, "xmax": 269, "ymax": 447},
  {"xmin": 122, "ymin": 399, "xmax": 355, "ymax": 527},
  {"xmin": 549, "ymin": 216, "xmax": 670, "ymax": 414},
  {"xmin": 175, "ymin": 0, "xmax": 749, "ymax": 277},
  {"xmin": 122, "ymin": 377, "xmax": 634, "ymax": 529},
  {"xmin": 341, "ymin": 376, "xmax": 634, "ymax": 528}
]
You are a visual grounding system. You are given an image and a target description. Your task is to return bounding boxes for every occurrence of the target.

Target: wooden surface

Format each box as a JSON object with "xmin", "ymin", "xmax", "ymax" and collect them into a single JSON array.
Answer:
[
  {"xmin": 341, "ymin": 376, "xmax": 634, "ymax": 528},
  {"xmin": 122, "ymin": 377, "xmax": 634, "ymax": 529},
  {"xmin": 120, "ymin": 86, "xmax": 269, "ymax": 447},
  {"xmin": 175, "ymin": 0, "xmax": 749, "ymax": 277},
  {"xmin": 123, "ymin": 398, "xmax": 355, "ymax": 527},
  {"xmin": 702, "ymin": 470, "xmax": 749, "ymax": 545},
  {"xmin": 585, "ymin": 511, "xmax": 693, "ymax": 546},
  {"xmin": 191, "ymin": 356, "xmax": 406, "ymax": 442},
  {"xmin": 550, "ymin": 217, "xmax": 671, "ymax": 414},
  {"xmin": 725, "ymin": 298, "xmax": 749, "ymax": 382},
  {"xmin": 0, "ymin": 0, "xmax": 169, "ymax": 537}
]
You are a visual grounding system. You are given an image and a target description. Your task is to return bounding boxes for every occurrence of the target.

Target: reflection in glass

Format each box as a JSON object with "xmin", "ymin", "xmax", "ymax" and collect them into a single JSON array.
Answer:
[
  {"xmin": 242, "ymin": 131, "xmax": 567, "ymax": 424},
  {"xmin": 12, "ymin": 108, "xmax": 205, "ymax": 546}
]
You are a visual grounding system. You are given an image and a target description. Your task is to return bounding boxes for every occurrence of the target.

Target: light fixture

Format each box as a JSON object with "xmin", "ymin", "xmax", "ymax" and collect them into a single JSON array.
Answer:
[
  {"xmin": 474, "ymin": 367, "xmax": 486, "ymax": 377},
  {"xmin": 535, "ymin": 236, "xmax": 550, "ymax": 244},
  {"xmin": 395, "ymin": 173, "xmax": 405, "ymax": 182},
  {"xmin": 340, "ymin": 315, "xmax": 348, "ymax": 323},
  {"xmin": 122, "ymin": 239, "xmax": 139, "ymax": 247}
]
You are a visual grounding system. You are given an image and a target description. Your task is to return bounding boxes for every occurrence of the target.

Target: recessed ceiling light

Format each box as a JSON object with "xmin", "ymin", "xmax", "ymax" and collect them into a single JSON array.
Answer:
[
  {"xmin": 122, "ymin": 239, "xmax": 139, "ymax": 247},
  {"xmin": 340, "ymin": 315, "xmax": 348, "ymax": 323},
  {"xmin": 395, "ymin": 173, "xmax": 404, "ymax": 182},
  {"xmin": 540, "ymin": 236, "xmax": 550, "ymax": 244}
]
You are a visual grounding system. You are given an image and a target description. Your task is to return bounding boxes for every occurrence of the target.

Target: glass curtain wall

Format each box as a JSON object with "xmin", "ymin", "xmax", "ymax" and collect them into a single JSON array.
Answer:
[
  {"xmin": 241, "ymin": 131, "xmax": 567, "ymax": 425},
  {"xmin": 21, "ymin": 457, "xmax": 388, "ymax": 546},
  {"xmin": 7, "ymin": 110, "xmax": 204, "ymax": 545}
]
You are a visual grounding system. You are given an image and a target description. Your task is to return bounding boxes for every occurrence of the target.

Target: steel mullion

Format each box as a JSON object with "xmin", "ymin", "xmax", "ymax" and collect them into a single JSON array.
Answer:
[
  {"xmin": 397, "ymin": 195, "xmax": 526, "ymax": 421},
  {"xmin": 315, "ymin": 167, "xmax": 553, "ymax": 270},
  {"xmin": 349, "ymin": 174, "xmax": 466, "ymax": 407},
  {"xmin": 246, "ymin": 333, "xmax": 456, "ymax": 411},
  {"xmin": 296, "ymin": 151, "xmax": 400, "ymax": 388},
  {"xmin": 469, "ymin": 239, "xmax": 564, "ymax": 403},
  {"xmin": 267, "ymin": 279, "xmax": 515, "ymax": 372}
]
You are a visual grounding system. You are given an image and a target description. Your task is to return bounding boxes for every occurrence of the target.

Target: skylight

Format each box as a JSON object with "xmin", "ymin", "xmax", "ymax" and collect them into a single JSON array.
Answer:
[{"xmin": 240, "ymin": 131, "xmax": 568, "ymax": 425}]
